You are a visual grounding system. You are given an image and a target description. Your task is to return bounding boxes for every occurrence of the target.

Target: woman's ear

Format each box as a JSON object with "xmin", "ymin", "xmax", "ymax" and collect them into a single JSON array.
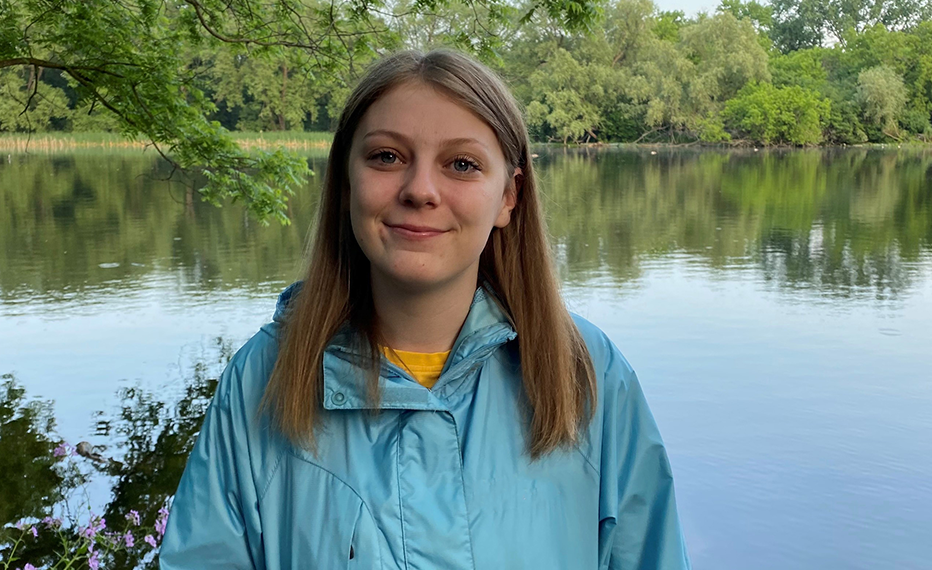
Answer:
[{"xmin": 495, "ymin": 167, "xmax": 522, "ymax": 228}]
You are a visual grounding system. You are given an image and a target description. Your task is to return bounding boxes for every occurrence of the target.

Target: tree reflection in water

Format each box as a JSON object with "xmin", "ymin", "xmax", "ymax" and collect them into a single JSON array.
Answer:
[{"xmin": 1, "ymin": 338, "xmax": 232, "ymax": 569}]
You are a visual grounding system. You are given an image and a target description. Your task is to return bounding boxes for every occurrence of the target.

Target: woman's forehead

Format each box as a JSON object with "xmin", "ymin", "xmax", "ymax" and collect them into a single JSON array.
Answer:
[{"xmin": 353, "ymin": 82, "xmax": 501, "ymax": 150}]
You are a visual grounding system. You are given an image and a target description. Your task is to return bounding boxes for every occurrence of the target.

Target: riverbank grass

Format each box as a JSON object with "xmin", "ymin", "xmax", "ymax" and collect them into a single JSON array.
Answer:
[{"xmin": 0, "ymin": 131, "xmax": 333, "ymax": 153}]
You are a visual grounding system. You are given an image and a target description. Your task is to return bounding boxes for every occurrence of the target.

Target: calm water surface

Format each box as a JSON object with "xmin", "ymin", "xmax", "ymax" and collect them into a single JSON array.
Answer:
[{"xmin": 2, "ymin": 148, "xmax": 931, "ymax": 569}]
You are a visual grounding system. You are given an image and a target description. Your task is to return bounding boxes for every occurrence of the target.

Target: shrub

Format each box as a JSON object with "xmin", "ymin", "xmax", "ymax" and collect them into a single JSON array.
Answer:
[{"xmin": 723, "ymin": 82, "xmax": 829, "ymax": 145}]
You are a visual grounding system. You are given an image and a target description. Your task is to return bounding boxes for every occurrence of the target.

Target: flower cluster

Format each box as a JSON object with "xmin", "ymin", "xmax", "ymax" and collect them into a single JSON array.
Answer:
[
  {"xmin": 52, "ymin": 441, "xmax": 75, "ymax": 457},
  {"xmin": 4, "ymin": 443, "xmax": 172, "ymax": 570}
]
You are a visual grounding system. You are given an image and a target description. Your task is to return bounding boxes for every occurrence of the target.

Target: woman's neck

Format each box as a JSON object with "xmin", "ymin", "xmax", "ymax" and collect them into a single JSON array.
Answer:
[{"xmin": 370, "ymin": 275, "xmax": 477, "ymax": 353}]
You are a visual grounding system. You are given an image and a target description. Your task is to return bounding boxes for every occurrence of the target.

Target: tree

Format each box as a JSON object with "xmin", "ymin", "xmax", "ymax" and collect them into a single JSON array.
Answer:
[
  {"xmin": 652, "ymin": 10, "xmax": 688, "ymax": 42},
  {"xmin": 0, "ymin": 0, "xmax": 601, "ymax": 224},
  {"xmin": 679, "ymin": 12, "xmax": 771, "ymax": 102},
  {"xmin": 770, "ymin": 0, "xmax": 932, "ymax": 53},
  {"xmin": 525, "ymin": 48, "xmax": 614, "ymax": 142},
  {"xmin": 717, "ymin": 0, "xmax": 773, "ymax": 48},
  {"xmin": 770, "ymin": 0, "xmax": 827, "ymax": 52},
  {"xmin": 616, "ymin": 11, "xmax": 770, "ymax": 141},
  {"xmin": 600, "ymin": 0, "xmax": 656, "ymax": 67},
  {"xmin": 0, "ymin": 68, "xmax": 70, "ymax": 131},
  {"xmin": 770, "ymin": 47, "xmax": 828, "ymax": 90},
  {"xmin": 857, "ymin": 64, "xmax": 908, "ymax": 137}
]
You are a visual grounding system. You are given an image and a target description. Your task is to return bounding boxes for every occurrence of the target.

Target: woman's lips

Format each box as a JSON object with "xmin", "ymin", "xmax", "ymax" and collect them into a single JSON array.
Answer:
[{"xmin": 386, "ymin": 223, "xmax": 447, "ymax": 239}]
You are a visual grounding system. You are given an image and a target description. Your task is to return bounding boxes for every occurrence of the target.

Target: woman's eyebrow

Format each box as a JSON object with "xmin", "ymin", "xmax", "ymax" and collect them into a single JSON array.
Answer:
[{"xmin": 362, "ymin": 129, "xmax": 490, "ymax": 152}]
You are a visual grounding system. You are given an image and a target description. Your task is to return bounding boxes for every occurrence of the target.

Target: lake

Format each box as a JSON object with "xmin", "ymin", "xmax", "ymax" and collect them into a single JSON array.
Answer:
[{"xmin": 1, "ymin": 147, "xmax": 931, "ymax": 569}]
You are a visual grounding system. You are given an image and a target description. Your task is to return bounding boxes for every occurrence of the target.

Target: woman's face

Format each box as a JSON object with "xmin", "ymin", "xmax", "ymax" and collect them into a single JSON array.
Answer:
[{"xmin": 348, "ymin": 82, "xmax": 518, "ymax": 295}]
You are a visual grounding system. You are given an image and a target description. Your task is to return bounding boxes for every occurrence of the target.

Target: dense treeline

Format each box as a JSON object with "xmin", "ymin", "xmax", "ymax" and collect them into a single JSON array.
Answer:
[
  {"xmin": 506, "ymin": 0, "xmax": 932, "ymax": 145},
  {"xmin": 2, "ymin": 0, "xmax": 932, "ymax": 147}
]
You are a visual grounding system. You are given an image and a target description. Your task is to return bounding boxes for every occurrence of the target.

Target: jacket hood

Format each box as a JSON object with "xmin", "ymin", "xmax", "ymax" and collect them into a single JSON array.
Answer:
[
  {"xmin": 271, "ymin": 281, "xmax": 517, "ymax": 411},
  {"xmin": 273, "ymin": 281, "xmax": 303, "ymax": 324}
]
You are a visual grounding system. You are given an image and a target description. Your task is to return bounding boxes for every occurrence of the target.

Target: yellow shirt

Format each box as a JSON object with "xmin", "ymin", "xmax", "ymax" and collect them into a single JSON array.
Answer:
[{"xmin": 381, "ymin": 347, "xmax": 450, "ymax": 390}]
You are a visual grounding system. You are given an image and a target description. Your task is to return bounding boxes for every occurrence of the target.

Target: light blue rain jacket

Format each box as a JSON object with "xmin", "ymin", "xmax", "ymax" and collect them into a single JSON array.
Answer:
[{"xmin": 160, "ymin": 283, "xmax": 690, "ymax": 569}]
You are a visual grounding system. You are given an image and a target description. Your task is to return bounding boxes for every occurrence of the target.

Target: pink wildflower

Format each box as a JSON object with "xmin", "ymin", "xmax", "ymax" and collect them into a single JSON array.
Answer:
[
  {"xmin": 144, "ymin": 534, "xmax": 157, "ymax": 548},
  {"xmin": 126, "ymin": 510, "xmax": 140, "ymax": 526},
  {"xmin": 88, "ymin": 551, "xmax": 100, "ymax": 570},
  {"xmin": 82, "ymin": 516, "xmax": 106, "ymax": 539},
  {"xmin": 30, "ymin": 526, "xmax": 37, "ymax": 538},
  {"xmin": 124, "ymin": 531, "xmax": 135, "ymax": 548},
  {"xmin": 155, "ymin": 507, "xmax": 169, "ymax": 537}
]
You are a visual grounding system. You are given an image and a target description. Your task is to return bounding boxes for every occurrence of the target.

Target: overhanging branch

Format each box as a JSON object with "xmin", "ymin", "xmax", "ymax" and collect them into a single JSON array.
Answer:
[{"xmin": 0, "ymin": 58, "xmax": 127, "ymax": 77}]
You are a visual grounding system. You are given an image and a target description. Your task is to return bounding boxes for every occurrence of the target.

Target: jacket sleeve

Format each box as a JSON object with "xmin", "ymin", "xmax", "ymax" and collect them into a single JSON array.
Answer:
[
  {"xmin": 598, "ymin": 343, "xmax": 690, "ymax": 570},
  {"xmin": 159, "ymin": 351, "xmax": 265, "ymax": 570}
]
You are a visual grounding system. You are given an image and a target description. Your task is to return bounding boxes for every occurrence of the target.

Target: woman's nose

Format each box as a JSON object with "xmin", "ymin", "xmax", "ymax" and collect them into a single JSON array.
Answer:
[{"xmin": 398, "ymin": 160, "xmax": 441, "ymax": 207}]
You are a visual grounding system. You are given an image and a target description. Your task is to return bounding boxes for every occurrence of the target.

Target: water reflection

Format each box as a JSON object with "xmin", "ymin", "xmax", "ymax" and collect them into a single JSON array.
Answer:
[
  {"xmin": 0, "ymin": 339, "xmax": 231, "ymax": 569},
  {"xmin": 0, "ymin": 375, "xmax": 71, "ymax": 529},
  {"xmin": 0, "ymin": 152, "xmax": 326, "ymax": 308},
  {"xmin": 540, "ymin": 148, "xmax": 932, "ymax": 299},
  {"xmin": 3, "ymin": 148, "xmax": 928, "ymax": 310},
  {"xmin": 1, "ymin": 147, "xmax": 931, "ymax": 569}
]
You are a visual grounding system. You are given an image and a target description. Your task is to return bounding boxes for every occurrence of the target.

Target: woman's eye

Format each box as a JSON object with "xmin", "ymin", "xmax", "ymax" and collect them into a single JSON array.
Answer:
[
  {"xmin": 452, "ymin": 157, "xmax": 479, "ymax": 173},
  {"xmin": 376, "ymin": 151, "xmax": 398, "ymax": 164}
]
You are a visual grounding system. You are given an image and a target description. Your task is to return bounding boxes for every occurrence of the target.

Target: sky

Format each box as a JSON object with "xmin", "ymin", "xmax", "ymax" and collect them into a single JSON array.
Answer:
[{"xmin": 654, "ymin": 0, "xmax": 720, "ymax": 16}]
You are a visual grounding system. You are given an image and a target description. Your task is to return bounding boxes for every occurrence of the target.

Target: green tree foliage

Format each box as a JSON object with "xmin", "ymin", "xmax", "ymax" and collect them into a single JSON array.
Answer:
[
  {"xmin": 526, "ymin": 49, "xmax": 612, "ymax": 142},
  {"xmin": 652, "ymin": 10, "xmax": 687, "ymax": 42},
  {"xmin": 2, "ymin": 0, "xmax": 932, "ymax": 174},
  {"xmin": 723, "ymin": 82, "xmax": 829, "ymax": 144},
  {"xmin": 0, "ymin": 68, "xmax": 69, "ymax": 131},
  {"xmin": 857, "ymin": 64, "xmax": 908, "ymax": 137},
  {"xmin": 770, "ymin": 48, "xmax": 829, "ymax": 89},
  {"xmin": 679, "ymin": 13, "xmax": 771, "ymax": 103},
  {"xmin": 770, "ymin": 0, "xmax": 932, "ymax": 53},
  {"xmin": 0, "ymin": 0, "xmax": 601, "ymax": 223},
  {"xmin": 717, "ymin": 0, "xmax": 773, "ymax": 49},
  {"xmin": 770, "ymin": 0, "xmax": 828, "ymax": 52}
]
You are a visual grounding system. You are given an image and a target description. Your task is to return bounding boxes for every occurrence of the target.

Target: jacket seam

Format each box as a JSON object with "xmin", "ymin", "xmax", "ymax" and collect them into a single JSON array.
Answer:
[
  {"xmin": 444, "ymin": 333, "xmax": 512, "ymax": 401},
  {"xmin": 257, "ymin": 449, "xmax": 286, "ymax": 502},
  {"xmin": 396, "ymin": 416, "xmax": 409, "ymax": 570},
  {"xmin": 451, "ymin": 415, "xmax": 478, "ymax": 569},
  {"xmin": 284, "ymin": 448, "xmax": 375, "ymax": 510},
  {"xmin": 283, "ymin": 449, "xmax": 385, "ymax": 567},
  {"xmin": 575, "ymin": 444, "xmax": 600, "ymax": 478}
]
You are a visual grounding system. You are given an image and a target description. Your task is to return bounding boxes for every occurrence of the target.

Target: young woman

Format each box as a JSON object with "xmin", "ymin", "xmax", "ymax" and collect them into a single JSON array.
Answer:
[{"xmin": 160, "ymin": 49, "xmax": 690, "ymax": 570}]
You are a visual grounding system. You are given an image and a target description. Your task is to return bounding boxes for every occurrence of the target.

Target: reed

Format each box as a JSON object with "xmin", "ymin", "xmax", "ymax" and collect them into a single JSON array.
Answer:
[{"xmin": 0, "ymin": 131, "xmax": 333, "ymax": 153}]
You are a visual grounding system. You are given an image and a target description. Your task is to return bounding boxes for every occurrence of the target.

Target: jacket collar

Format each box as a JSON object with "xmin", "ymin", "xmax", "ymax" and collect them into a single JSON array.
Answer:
[{"xmin": 274, "ymin": 282, "xmax": 517, "ymax": 411}]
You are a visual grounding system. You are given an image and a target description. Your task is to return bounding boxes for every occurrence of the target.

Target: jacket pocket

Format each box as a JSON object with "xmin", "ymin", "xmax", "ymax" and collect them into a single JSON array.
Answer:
[
  {"xmin": 347, "ymin": 500, "xmax": 381, "ymax": 569},
  {"xmin": 257, "ymin": 451, "xmax": 383, "ymax": 569}
]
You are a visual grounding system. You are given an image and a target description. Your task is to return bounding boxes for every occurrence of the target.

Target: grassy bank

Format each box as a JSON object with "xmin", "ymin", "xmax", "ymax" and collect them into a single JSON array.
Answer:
[{"xmin": 0, "ymin": 131, "xmax": 333, "ymax": 153}]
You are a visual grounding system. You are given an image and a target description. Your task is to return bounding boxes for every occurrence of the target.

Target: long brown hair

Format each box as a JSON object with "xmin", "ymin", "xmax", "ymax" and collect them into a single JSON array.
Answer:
[{"xmin": 262, "ymin": 49, "xmax": 596, "ymax": 457}]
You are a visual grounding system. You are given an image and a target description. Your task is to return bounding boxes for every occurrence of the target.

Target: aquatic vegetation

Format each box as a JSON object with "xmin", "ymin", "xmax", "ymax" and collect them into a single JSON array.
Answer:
[{"xmin": 2, "ymin": 504, "xmax": 168, "ymax": 570}]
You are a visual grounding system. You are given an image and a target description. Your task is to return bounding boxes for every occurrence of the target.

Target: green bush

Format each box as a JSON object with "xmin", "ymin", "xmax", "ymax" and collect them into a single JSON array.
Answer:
[
  {"xmin": 899, "ymin": 107, "xmax": 932, "ymax": 137},
  {"xmin": 723, "ymin": 82, "xmax": 829, "ymax": 145}
]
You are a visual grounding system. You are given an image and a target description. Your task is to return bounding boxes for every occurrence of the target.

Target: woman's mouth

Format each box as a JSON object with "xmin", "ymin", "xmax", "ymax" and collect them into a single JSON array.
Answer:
[{"xmin": 385, "ymin": 223, "xmax": 447, "ymax": 239}]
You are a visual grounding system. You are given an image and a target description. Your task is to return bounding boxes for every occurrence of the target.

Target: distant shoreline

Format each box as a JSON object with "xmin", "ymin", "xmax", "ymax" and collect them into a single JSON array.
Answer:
[
  {"xmin": 0, "ymin": 132, "xmax": 332, "ymax": 153},
  {"xmin": 2, "ymin": 133, "xmax": 929, "ymax": 153}
]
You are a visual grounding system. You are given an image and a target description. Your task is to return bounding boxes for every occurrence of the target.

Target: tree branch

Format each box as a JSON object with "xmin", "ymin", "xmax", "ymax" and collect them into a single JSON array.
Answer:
[
  {"xmin": 0, "ymin": 58, "xmax": 127, "ymax": 77},
  {"xmin": 184, "ymin": 0, "xmax": 324, "ymax": 51},
  {"xmin": 20, "ymin": 65, "xmax": 40, "ymax": 117}
]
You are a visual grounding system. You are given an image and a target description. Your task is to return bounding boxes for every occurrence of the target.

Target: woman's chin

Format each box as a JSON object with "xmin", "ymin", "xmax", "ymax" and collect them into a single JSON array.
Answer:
[{"xmin": 372, "ymin": 266, "xmax": 476, "ymax": 296}]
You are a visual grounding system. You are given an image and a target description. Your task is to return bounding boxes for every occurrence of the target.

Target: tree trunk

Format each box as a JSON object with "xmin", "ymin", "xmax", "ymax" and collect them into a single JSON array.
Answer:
[
  {"xmin": 185, "ymin": 186, "xmax": 195, "ymax": 218},
  {"xmin": 279, "ymin": 63, "xmax": 288, "ymax": 131},
  {"xmin": 26, "ymin": 65, "xmax": 36, "ymax": 96}
]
